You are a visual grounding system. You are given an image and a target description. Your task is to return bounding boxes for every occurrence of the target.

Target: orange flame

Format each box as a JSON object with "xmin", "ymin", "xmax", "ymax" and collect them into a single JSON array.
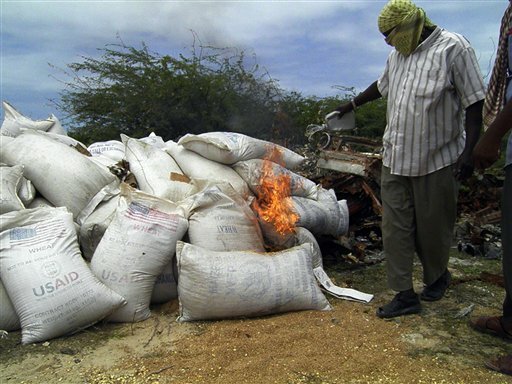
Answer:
[{"xmin": 252, "ymin": 146, "xmax": 299, "ymax": 235}]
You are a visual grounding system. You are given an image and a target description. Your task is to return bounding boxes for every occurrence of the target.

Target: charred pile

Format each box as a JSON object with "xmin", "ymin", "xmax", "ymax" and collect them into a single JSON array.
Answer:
[{"xmin": 297, "ymin": 125, "xmax": 505, "ymax": 267}]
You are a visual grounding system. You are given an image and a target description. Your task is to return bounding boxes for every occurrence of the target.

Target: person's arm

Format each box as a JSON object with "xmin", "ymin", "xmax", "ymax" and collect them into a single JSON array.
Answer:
[
  {"xmin": 454, "ymin": 99, "xmax": 484, "ymax": 180},
  {"xmin": 334, "ymin": 81, "xmax": 382, "ymax": 116},
  {"xmin": 473, "ymin": 99, "xmax": 512, "ymax": 170}
]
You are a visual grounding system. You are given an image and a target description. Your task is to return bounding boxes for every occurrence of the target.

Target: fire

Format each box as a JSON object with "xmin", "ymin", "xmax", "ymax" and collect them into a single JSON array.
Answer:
[{"xmin": 252, "ymin": 146, "xmax": 299, "ymax": 235}]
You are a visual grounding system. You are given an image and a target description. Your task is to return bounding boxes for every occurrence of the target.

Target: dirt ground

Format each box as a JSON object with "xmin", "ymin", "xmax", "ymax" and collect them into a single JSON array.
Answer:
[{"xmin": 1, "ymin": 246, "xmax": 511, "ymax": 384}]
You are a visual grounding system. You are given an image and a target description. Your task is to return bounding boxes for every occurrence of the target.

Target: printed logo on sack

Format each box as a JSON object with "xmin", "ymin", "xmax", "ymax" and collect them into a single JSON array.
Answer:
[
  {"xmin": 155, "ymin": 273, "xmax": 174, "ymax": 284},
  {"xmin": 10, "ymin": 227, "xmax": 36, "ymax": 241},
  {"xmin": 41, "ymin": 261, "xmax": 61, "ymax": 278},
  {"xmin": 224, "ymin": 132, "xmax": 239, "ymax": 144},
  {"xmin": 100, "ymin": 269, "xmax": 137, "ymax": 284},
  {"xmin": 33, "ymin": 268, "xmax": 79, "ymax": 297},
  {"xmin": 130, "ymin": 202, "xmax": 149, "ymax": 215}
]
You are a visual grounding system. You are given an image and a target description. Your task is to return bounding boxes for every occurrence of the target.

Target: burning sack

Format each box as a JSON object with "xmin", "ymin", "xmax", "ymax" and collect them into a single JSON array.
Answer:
[
  {"xmin": 248, "ymin": 149, "xmax": 300, "ymax": 242},
  {"xmin": 245, "ymin": 150, "xmax": 349, "ymax": 242},
  {"xmin": 183, "ymin": 182, "xmax": 266, "ymax": 252},
  {"xmin": 263, "ymin": 226, "xmax": 323, "ymax": 269},
  {"xmin": 175, "ymin": 241, "xmax": 331, "ymax": 322},
  {"xmin": 90, "ymin": 184, "xmax": 188, "ymax": 323},
  {"xmin": 178, "ymin": 131, "xmax": 305, "ymax": 170},
  {"xmin": 233, "ymin": 158, "xmax": 319, "ymax": 200},
  {"xmin": 290, "ymin": 189, "xmax": 349, "ymax": 238},
  {"xmin": 0, "ymin": 207, "xmax": 126, "ymax": 344}
]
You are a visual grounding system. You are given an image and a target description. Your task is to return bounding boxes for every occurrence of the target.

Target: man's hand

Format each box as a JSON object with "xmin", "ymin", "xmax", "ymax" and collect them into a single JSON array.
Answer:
[
  {"xmin": 472, "ymin": 135, "xmax": 501, "ymax": 170},
  {"xmin": 454, "ymin": 149, "xmax": 474, "ymax": 181},
  {"xmin": 334, "ymin": 102, "xmax": 353, "ymax": 118},
  {"xmin": 332, "ymin": 81, "xmax": 382, "ymax": 119}
]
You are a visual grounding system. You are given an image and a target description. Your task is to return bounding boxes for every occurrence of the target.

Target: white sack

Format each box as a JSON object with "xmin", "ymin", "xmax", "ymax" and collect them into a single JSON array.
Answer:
[
  {"xmin": 0, "ymin": 279, "xmax": 20, "ymax": 332},
  {"xmin": 176, "ymin": 241, "xmax": 331, "ymax": 322},
  {"xmin": 293, "ymin": 227, "xmax": 323, "ymax": 269},
  {"xmin": 338, "ymin": 199, "xmax": 349, "ymax": 234},
  {"xmin": 259, "ymin": 224, "xmax": 324, "ymax": 267},
  {"xmin": 256, "ymin": 217, "xmax": 296, "ymax": 250},
  {"xmin": 178, "ymin": 132, "xmax": 305, "ymax": 170},
  {"xmin": 165, "ymin": 140, "xmax": 251, "ymax": 198},
  {"xmin": 122, "ymin": 134, "xmax": 195, "ymax": 202},
  {"xmin": 139, "ymin": 132, "xmax": 166, "ymax": 149},
  {"xmin": 79, "ymin": 194, "xmax": 120, "ymax": 261},
  {"xmin": 46, "ymin": 114, "xmax": 67, "ymax": 136},
  {"xmin": 0, "ymin": 207, "xmax": 126, "ymax": 344},
  {"xmin": 290, "ymin": 189, "xmax": 349, "ymax": 237},
  {"xmin": 27, "ymin": 196, "xmax": 54, "ymax": 209},
  {"xmin": 88, "ymin": 140, "xmax": 125, "ymax": 162},
  {"xmin": 233, "ymin": 158, "xmax": 319, "ymax": 199},
  {"xmin": 2, "ymin": 161, "xmax": 37, "ymax": 207},
  {"xmin": 88, "ymin": 154, "xmax": 120, "ymax": 169},
  {"xmin": 91, "ymin": 184, "xmax": 188, "ymax": 323},
  {"xmin": 17, "ymin": 176, "xmax": 36, "ymax": 207},
  {"xmin": 0, "ymin": 101, "xmax": 54, "ymax": 137},
  {"xmin": 184, "ymin": 183, "xmax": 265, "ymax": 252},
  {"xmin": 151, "ymin": 258, "xmax": 178, "ymax": 304},
  {"xmin": 1, "ymin": 135, "xmax": 14, "ymax": 146},
  {"xmin": 0, "ymin": 130, "xmax": 119, "ymax": 221},
  {"xmin": 0, "ymin": 164, "xmax": 25, "ymax": 214},
  {"xmin": 21, "ymin": 128, "xmax": 88, "ymax": 153}
]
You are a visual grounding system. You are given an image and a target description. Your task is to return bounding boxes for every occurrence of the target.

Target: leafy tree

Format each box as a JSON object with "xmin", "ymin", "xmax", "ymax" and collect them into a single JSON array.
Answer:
[
  {"xmin": 52, "ymin": 39, "xmax": 282, "ymax": 145},
  {"xmin": 272, "ymin": 85, "xmax": 386, "ymax": 149},
  {"xmin": 272, "ymin": 91, "xmax": 326, "ymax": 147},
  {"xmin": 354, "ymin": 98, "xmax": 387, "ymax": 138},
  {"xmin": 52, "ymin": 38, "xmax": 387, "ymax": 147}
]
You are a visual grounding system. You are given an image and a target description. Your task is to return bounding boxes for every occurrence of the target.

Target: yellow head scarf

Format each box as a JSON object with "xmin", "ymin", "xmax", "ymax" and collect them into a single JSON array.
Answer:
[{"xmin": 378, "ymin": 0, "xmax": 435, "ymax": 56}]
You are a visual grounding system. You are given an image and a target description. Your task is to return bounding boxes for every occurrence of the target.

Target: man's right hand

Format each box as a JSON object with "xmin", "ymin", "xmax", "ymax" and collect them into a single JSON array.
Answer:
[{"xmin": 334, "ymin": 102, "xmax": 353, "ymax": 118}]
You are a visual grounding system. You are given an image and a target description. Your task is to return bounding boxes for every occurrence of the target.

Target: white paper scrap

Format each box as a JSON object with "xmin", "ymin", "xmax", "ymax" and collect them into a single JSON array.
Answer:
[{"xmin": 314, "ymin": 267, "xmax": 374, "ymax": 303}]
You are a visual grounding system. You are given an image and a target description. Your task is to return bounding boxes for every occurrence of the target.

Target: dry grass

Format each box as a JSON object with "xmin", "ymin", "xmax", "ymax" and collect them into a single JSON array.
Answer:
[{"xmin": 1, "ymin": 251, "xmax": 511, "ymax": 384}]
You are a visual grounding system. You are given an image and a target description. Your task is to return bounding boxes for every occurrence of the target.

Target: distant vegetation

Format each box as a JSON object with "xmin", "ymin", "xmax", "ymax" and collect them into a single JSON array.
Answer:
[{"xmin": 52, "ymin": 40, "xmax": 386, "ymax": 147}]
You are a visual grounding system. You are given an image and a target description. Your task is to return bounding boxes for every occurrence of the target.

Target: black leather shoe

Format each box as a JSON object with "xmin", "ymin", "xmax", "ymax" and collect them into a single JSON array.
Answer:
[
  {"xmin": 376, "ymin": 290, "xmax": 421, "ymax": 319},
  {"xmin": 421, "ymin": 269, "xmax": 451, "ymax": 302}
]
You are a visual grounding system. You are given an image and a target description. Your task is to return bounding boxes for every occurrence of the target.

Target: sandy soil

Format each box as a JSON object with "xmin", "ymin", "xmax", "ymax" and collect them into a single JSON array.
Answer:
[{"xmin": 1, "ymin": 251, "xmax": 511, "ymax": 384}]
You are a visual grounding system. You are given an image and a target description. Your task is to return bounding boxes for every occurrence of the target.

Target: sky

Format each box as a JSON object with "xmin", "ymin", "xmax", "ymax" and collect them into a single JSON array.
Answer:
[{"xmin": 0, "ymin": 0, "xmax": 506, "ymax": 126}]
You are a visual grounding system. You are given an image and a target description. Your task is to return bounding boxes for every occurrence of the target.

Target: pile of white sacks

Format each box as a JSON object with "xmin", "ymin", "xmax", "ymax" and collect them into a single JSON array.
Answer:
[{"xmin": 0, "ymin": 101, "xmax": 350, "ymax": 345}]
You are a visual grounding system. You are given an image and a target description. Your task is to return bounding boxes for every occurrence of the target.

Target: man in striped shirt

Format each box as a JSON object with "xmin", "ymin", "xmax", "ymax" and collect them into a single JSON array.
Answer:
[{"xmin": 334, "ymin": 0, "xmax": 485, "ymax": 318}]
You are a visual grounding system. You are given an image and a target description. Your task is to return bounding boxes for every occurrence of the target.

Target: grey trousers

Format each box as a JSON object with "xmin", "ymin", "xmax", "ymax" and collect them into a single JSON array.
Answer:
[
  {"xmin": 503, "ymin": 165, "xmax": 512, "ymax": 318},
  {"xmin": 380, "ymin": 165, "xmax": 459, "ymax": 292}
]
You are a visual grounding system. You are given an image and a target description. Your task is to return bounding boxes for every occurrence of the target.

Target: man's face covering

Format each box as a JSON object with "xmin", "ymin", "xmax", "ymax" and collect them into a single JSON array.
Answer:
[{"xmin": 378, "ymin": 0, "xmax": 435, "ymax": 56}]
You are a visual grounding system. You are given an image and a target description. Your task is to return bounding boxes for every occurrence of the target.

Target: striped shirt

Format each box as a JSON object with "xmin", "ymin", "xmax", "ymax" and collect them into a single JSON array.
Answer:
[{"xmin": 377, "ymin": 27, "xmax": 486, "ymax": 176}]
